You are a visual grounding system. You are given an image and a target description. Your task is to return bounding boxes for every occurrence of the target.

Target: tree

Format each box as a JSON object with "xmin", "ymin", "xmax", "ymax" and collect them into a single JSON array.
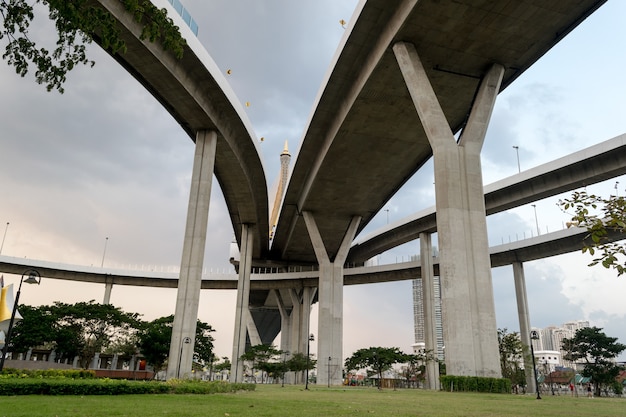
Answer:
[
  {"xmin": 136, "ymin": 315, "xmax": 215, "ymax": 374},
  {"xmin": 7, "ymin": 305, "xmax": 57, "ymax": 354},
  {"xmin": 240, "ymin": 344, "xmax": 281, "ymax": 383},
  {"xmin": 212, "ymin": 356, "xmax": 231, "ymax": 380},
  {"xmin": 559, "ymin": 190, "xmax": 626, "ymax": 276},
  {"xmin": 286, "ymin": 352, "xmax": 315, "ymax": 384},
  {"xmin": 1, "ymin": 0, "xmax": 186, "ymax": 93},
  {"xmin": 52, "ymin": 301, "xmax": 141, "ymax": 368},
  {"xmin": 498, "ymin": 328, "xmax": 527, "ymax": 387},
  {"xmin": 562, "ymin": 326, "xmax": 626, "ymax": 396},
  {"xmin": 191, "ymin": 320, "xmax": 215, "ymax": 371},
  {"xmin": 135, "ymin": 315, "xmax": 173, "ymax": 373},
  {"xmin": 11, "ymin": 301, "xmax": 140, "ymax": 367},
  {"xmin": 344, "ymin": 347, "xmax": 408, "ymax": 389},
  {"xmin": 400, "ymin": 349, "xmax": 437, "ymax": 388}
]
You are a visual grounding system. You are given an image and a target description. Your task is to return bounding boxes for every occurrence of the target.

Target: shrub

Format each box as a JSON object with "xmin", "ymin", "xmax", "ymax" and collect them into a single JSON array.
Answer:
[
  {"xmin": 440, "ymin": 375, "xmax": 511, "ymax": 393},
  {"xmin": 0, "ymin": 368, "xmax": 96, "ymax": 379},
  {"xmin": 0, "ymin": 377, "xmax": 255, "ymax": 396}
]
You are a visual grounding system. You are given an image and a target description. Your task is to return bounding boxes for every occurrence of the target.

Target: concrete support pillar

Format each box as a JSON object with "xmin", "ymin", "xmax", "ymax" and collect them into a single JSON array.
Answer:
[
  {"xmin": 393, "ymin": 41, "xmax": 504, "ymax": 377},
  {"xmin": 513, "ymin": 261, "xmax": 535, "ymax": 392},
  {"xmin": 230, "ymin": 223, "xmax": 255, "ymax": 382},
  {"xmin": 275, "ymin": 290, "xmax": 292, "ymax": 354},
  {"xmin": 275, "ymin": 289, "xmax": 294, "ymax": 383},
  {"xmin": 303, "ymin": 211, "xmax": 360, "ymax": 386},
  {"xmin": 420, "ymin": 232, "xmax": 440, "ymax": 390},
  {"xmin": 274, "ymin": 287, "xmax": 316, "ymax": 384},
  {"xmin": 166, "ymin": 130, "xmax": 217, "ymax": 380},
  {"xmin": 245, "ymin": 308, "xmax": 262, "ymax": 346},
  {"xmin": 103, "ymin": 276, "xmax": 113, "ymax": 304},
  {"xmin": 291, "ymin": 287, "xmax": 316, "ymax": 384}
]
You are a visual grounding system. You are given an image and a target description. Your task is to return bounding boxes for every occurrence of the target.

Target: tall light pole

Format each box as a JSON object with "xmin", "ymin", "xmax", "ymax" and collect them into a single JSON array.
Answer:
[
  {"xmin": 177, "ymin": 336, "xmax": 191, "ymax": 378},
  {"xmin": 0, "ymin": 222, "xmax": 9, "ymax": 255},
  {"xmin": 281, "ymin": 350, "xmax": 289, "ymax": 387},
  {"xmin": 100, "ymin": 237, "xmax": 109, "ymax": 267},
  {"xmin": 0, "ymin": 269, "xmax": 41, "ymax": 371},
  {"xmin": 531, "ymin": 204, "xmax": 540, "ymax": 236},
  {"xmin": 305, "ymin": 333, "xmax": 314, "ymax": 390},
  {"xmin": 530, "ymin": 330, "xmax": 541, "ymax": 400},
  {"xmin": 328, "ymin": 356, "xmax": 332, "ymax": 388},
  {"xmin": 512, "ymin": 145, "xmax": 521, "ymax": 173}
]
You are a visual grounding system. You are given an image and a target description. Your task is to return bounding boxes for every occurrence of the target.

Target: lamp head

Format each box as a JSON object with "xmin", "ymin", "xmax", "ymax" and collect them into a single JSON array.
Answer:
[
  {"xmin": 309, "ymin": 333, "xmax": 315, "ymax": 342},
  {"xmin": 22, "ymin": 270, "xmax": 41, "ymax": 285},
  {"xmin": 530, "ymin": 330, "xmax": 539, "ymax": 340}
]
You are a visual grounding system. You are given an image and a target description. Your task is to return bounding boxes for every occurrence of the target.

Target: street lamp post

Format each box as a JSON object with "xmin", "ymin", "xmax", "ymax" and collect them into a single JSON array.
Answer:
[
  {"xmin": 530, "ymin": 330, "xmax": 541, "ymax": 400},
  {"xmin": 328, "ymin": 356, "xmax": 331, "ymax": 388},
  {"xmin": 282, "ymin": 351, "xmax": 289, "ymax": 387},
  {"xmin": 305, "ymin": 333, "xmax": 314, "ymax": 390},
  {"xmin": 531, "ymin": 204, "xmax": 540, "ymax": 236},
  {"xmin": 0, "ymin": 269, "xmax": 41, "ymax": 371},
  {"xmin": 0, "ymin": 222, "xmax": 9, "ymax": 255},
  {"xmin": 512, "ymin": 145, "xmax": 521, "ymax": 173},
  {"xmin": 546, "ymin": 361, "xmax": 555, "ymax": 395},
  {"xmin": 100, "ymin": 237, "xmax": 109, "ymax": 267},
  {"xmin": 177, "ymin": 336, "xmax": 191, "ymax": 378}
]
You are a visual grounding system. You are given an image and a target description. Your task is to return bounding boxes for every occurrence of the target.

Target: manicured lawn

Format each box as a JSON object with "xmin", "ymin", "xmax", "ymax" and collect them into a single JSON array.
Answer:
[{"xmin": 1, "ymin": 384, "xmax": 624, "ymax": 417}]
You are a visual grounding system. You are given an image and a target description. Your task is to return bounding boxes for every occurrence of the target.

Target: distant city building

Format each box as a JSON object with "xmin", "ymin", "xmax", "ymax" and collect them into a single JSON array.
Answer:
[
  {"xmin": 534, "ymin": 350, "xmax": 561, "ymax": 373},
  {"xmin": 531, "ymin": 320, "xmax": 589, "ymax": 367},
  {"xmin": 411, "ymin": 250, "xmax": 444, "ymax": 360}
]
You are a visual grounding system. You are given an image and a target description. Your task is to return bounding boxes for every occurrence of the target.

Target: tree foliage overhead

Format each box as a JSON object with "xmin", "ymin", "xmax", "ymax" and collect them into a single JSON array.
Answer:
[
  {"xmin": 0, "ymin": 0, "xmax": 186, "ymax": 92},
  {"xmin": 562, "ymin": 326, "xmax": 626, "ymax": 396},
  {"xmin": 559, "ymin": 190, "xmax": 626, "ymax": 275}
]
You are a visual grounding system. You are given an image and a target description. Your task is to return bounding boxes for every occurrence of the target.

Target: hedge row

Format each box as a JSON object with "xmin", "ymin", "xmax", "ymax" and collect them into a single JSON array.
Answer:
[
  {"xmin": 0, "ymin": 368, "xmax": 96, "ymax": 379},
  {"xmin": 0, "ymin": 378, "xmax": 255, "ymax": 396},
  {"xmin": 440, "ymin": 375, "xmax": 511, "ymax": 393}
]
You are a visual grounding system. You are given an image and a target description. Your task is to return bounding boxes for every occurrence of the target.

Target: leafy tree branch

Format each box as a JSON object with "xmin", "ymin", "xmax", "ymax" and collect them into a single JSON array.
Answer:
[
  {"xmin": 559, "ymin": 190, "xmax": 626, "ymax": 276},
  {"xmin": 1, "ymin": 0, "xmax": 185, "ymax": 92}
]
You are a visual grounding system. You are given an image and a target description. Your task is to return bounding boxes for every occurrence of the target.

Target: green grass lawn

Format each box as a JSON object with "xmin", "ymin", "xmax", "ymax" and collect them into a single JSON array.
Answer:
[{"xmin": 1, "ymin": 384, "xmax": 624, "ymax": 417}]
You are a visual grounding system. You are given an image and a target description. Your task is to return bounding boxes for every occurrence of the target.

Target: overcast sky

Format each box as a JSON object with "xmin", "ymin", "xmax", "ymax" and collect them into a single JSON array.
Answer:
[{"xmin": 1, "ymin": 0, "xmax": 626, "ymax": 361}]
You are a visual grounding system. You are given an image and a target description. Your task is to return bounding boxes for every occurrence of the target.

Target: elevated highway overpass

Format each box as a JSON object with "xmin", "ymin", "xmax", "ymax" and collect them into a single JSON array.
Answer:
[
  {"xmin": 350, "ymin": 133, "xmax": 626, "ymax": 262},
  {"xmin": 24, "ymin": 0, "xmax": 610, "ymax": 382},
  {"xmin": 2, "ymin": 224, "xmax": 623, "ymax": 291}
]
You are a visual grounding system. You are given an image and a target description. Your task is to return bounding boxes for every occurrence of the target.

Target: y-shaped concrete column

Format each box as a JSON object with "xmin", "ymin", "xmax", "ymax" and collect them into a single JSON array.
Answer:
[
  {"xmin": 420, "ymin": 233, "xmax": 440, "ymax": 389},
  {"xmin": 303, "ymin": 211, "xmax": 360, "ymax": 386},
  {"xmin": 167, "ymin": 130, "xmax": 217, "ymax": 379},
  {"xmin": 513, "ymin": 261, "xmax": 535, "ymax": 392},
  {"xmin": 230, "ymin": 223, "xmax": 255, "ymax": 382},
  {"xmin": 393, "ymin": 41, "xmax": 504, "ymax": 377}
]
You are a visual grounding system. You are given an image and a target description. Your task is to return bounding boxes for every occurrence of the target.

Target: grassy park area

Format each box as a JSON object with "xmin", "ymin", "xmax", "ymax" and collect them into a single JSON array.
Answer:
[{"xmin": 1, "ymin": 384, "xmax": 624, "ymax": 417}]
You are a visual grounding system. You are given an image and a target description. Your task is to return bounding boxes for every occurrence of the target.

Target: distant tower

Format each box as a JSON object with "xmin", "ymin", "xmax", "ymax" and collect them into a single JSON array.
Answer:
[
  {"xmin": 269, "ymin": 141, "xmax": 291, "ymax": 239},
  {"xmin": 412, "ymin": 249, "xmax": 444, "ymax": 360}
]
